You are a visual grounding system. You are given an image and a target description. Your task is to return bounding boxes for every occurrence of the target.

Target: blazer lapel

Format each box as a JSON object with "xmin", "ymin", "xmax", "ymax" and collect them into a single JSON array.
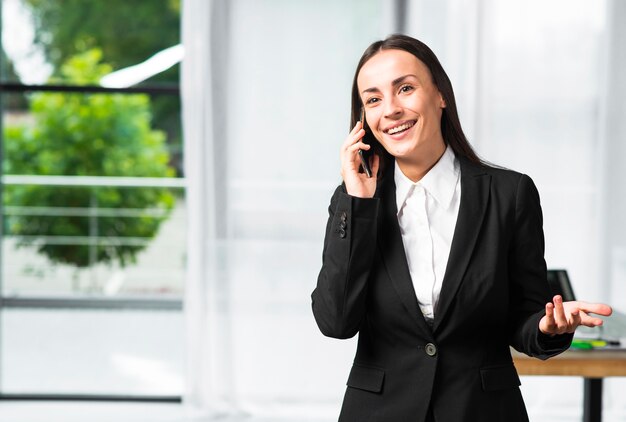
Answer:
[
  {"xmin": 433, "ymin": 157, "xmax": 491, "ymax": 332},
  {"xmin": 377, "ymin": 165, "xmax": 434, "ymax": 338}
]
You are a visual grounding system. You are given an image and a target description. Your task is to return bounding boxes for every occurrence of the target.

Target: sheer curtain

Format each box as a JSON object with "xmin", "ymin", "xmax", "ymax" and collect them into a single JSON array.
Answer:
[
  {"xmin": 182, "ymin": 0, "xmax": 393, "ymax": 419},
  {"xmin": 183, "ymin": 0, "xmax": 626, "ymax": 420},
  {"xmin": 182, "ymin": 0, "xmax": 227, "ymax": 417}
]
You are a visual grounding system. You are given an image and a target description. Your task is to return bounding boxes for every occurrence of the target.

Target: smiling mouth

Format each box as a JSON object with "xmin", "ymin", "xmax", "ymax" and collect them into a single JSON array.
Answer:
[{"xmin": 385, "ymin": 120, "xmax": 416, "ymax": 135}]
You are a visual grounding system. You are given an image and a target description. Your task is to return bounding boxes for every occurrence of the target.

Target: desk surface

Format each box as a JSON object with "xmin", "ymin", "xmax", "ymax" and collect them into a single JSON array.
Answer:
[{"xmin": 513, "ymin": 349, "xmax": 626, "ymax": 377}]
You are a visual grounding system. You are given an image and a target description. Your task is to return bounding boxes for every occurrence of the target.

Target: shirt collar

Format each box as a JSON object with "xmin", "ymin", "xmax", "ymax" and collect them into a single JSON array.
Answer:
[{"xmin": 395, "ymin": 145, "xmax": 460, "ymax": 214}]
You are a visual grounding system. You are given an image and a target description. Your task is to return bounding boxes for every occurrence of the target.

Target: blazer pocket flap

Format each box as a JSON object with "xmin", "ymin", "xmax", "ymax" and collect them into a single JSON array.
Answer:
[
  {"xmin": 347, "ymin": 364, "xmax": 385, "ymax": 393},
  {"xmin": 480, "ymin": 364, "xmax": 521, "ymax": 392}
]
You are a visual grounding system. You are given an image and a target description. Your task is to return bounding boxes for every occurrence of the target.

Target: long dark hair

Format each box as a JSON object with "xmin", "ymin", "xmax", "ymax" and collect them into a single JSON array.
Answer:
[{"xmin": 350, "ymin": 34, "xmax": 482, "ymax": 173}]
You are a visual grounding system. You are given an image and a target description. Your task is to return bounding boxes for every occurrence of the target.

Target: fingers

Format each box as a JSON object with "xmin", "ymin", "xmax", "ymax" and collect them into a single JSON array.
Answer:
[
  {"xmin": 540, "ymin": 296, "xmax": 613, "ymax": 335},
  {"xmin": 570, "ymin": 307, "xmax": 582, "ymax": 329},
  {"xmin": 341, "ymin": 122, "xmax": 367, "ymax": 168},
  {"xmin": 578, "ymin": 310, "xmax": 605, "ymax": 328},
  {"xmin": 552, "ymin": 295, "xmax": 569, "ymax": 332},
  {"xmin": 573, "ymin": 301, "xmax": 613, "ymax": 317},
  {"xmin": 342, "ymin": 121, "xmax": 365, "ymax": 150},
  {"xmin": 540, "ymin": 296, "xmax": 580, "ymax": 335},
  {"xmin": 542, "ymin": 302, "xmax": 557, "ymax": 333},
  {"xmin": 564, "ymin": 301, "xmax": 612, "ymax": 328},
  {"xmin": 341, "ymin": 121, "xmax": 374, "ymax": 176},
  {"xmin": 340, "ymin": 121, "xmax": 378, "ymax": 198},
  {"xmin": 346, "ymin": 140, "xmax": 370, "ymax": 154}
]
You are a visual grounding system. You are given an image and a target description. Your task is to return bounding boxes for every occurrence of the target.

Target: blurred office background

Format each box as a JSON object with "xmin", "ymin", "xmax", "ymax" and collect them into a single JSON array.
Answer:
[{"xmin": 1, "ymin": 0, "xmax": 625, "ymax": 420}]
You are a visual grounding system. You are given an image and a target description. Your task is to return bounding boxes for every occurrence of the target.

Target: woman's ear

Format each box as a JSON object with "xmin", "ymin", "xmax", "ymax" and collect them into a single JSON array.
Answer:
[{"xmin": 439, "ymin": 93, "xmax": 446, "ymax": 108}]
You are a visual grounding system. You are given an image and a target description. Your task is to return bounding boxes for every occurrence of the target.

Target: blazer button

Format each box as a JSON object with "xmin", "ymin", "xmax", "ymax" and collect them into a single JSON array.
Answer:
[
  {"xmin": 339, "ymin": 221, "xmax": 347, "ymax": 229},
  {"xmin": 425, "ymin": 343, "xmax": 437, "ymax": 356},
  {"xmin": 340, "ymin": 211, "xmax": 347, "ymax": 221},
  {"xmin": 338, "ymin": 229, "xmax": 346, "ymax": 238}
]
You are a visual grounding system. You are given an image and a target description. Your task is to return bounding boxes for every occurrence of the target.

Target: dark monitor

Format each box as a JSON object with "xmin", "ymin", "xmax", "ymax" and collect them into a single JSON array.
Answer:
[{"xmin": 546, "ymin": 269, "xmax": 577, "ymax": 302}]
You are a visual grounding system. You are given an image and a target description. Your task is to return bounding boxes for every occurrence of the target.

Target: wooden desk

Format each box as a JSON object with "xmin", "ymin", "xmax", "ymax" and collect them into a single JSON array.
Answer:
[{"xmin": 513, "ymin": 349, "xmax": 626, "ymax": 422}]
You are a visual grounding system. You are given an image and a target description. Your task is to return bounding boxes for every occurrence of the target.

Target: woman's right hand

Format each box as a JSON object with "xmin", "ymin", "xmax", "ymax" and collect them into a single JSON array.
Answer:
[{"xmin": 340, "ymin": 121, "xmax": 380, "ymax": 198}]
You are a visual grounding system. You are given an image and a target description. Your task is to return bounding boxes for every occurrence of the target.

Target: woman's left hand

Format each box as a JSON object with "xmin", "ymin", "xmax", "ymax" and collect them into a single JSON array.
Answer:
[{"xmin": 539, "ymin": 295, "xmax": 613, "ymax": 336}]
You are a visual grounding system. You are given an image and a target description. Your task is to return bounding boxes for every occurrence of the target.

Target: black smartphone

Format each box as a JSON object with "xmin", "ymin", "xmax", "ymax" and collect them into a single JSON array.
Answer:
[{"xmin": 358, "ymin": 107, "xmax": 373, "ymax": 178}]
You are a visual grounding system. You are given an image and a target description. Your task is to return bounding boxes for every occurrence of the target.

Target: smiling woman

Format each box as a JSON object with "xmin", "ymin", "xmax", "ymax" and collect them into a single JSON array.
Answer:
[
  {"xmin": 358, "ymin": 49, "xmax": 447, "ymax": 180},
  {"xmin": 311, "ymin": 34, "xmax": 612, "ymax": 422}
]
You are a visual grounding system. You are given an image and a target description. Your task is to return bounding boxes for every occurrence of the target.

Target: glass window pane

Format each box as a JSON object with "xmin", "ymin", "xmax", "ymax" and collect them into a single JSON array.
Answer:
[
  {"xmin": 1, "ymin": 0, "xmax": 180, "ymax": 86},
  {"xmin": 1, "ymin": 308, "xmax": 183, "ymax": 395},
  {"xmin": 2, "ymin": 91, "xmax": 182, "ymax": 175},
  {"xmin": 2, "ymin": 187, "xmax": 185, "ymax": 297},
  {"xmin": 2, "ymin": 91, "xmax": 184, "ymax": 297}
]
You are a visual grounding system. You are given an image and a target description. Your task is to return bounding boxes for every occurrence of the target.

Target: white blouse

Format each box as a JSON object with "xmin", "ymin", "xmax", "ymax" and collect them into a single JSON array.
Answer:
[{"xmin": 394, "ymin": 146, "xmax": 461, "ymax": 321}]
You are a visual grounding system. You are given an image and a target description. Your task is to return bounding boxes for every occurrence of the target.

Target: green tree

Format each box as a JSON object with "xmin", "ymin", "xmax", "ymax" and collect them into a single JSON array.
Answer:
[
  {"xmin": 24, "ymin": 0, "xmax": 180, "ymax": 73},
  {"xmin": 23, "ymin": 0, "xmax": 183, "ymax": 173},
  {"xmin": 3, "ymin": 49, "xmax": 175, "ymax": 268}
]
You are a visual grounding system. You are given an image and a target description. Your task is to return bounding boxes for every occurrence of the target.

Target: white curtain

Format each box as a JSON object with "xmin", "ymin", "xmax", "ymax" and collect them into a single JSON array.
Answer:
[
  {"xmin": 182, "ymin": 0, "xmax": 225, "ymax": 417},
  {"xmin": 183, "ymin": 0, "xmax": 626, "ymax": 420},
  {"xmin": 182, "ymin": 0, "xmax": 393, "ymax": 419}
]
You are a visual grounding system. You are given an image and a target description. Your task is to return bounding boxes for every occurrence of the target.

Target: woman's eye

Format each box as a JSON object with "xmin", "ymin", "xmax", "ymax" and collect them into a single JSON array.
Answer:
[
  {"xmin": 366, "ymin": 97, "xmax": 380, "ymax": 105},
  {"xmin": 400, "ymin": 85, "xmax": 414, "ymax": 93}
]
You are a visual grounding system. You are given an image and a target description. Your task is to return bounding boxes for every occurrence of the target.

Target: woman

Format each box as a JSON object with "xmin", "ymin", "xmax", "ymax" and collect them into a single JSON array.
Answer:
[{"xmin": 311, "ymin": 34, "xmax": 612, "ymax": 422}]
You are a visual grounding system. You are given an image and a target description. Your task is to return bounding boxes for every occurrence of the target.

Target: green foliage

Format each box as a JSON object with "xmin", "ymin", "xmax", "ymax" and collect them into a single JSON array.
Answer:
[
  {"xmin": 3, "ymin": 49, "xmax": 176, "ymax": 268},
  {"xmin": 24, "ymin": 0, "xmax": 180, "ymax": 73},
  {"xmin": 22, "ymin": 0, "xmax": 183, "ymax": 174}
]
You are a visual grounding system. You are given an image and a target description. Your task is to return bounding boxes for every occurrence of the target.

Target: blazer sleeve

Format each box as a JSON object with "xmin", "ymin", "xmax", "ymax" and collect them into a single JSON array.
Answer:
[
  {"xmin": 507, "ymin": 174, "xmax": 573, "ymax": 359},
  {"xmin": 311, "ymin": 184, "xmax": 380, "ymax": 339}
]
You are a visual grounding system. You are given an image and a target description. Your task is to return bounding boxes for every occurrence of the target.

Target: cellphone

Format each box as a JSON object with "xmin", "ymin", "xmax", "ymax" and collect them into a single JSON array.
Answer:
[{"xmin": 358, "ymin": 108, "xmax": 373, "ymax": 178}]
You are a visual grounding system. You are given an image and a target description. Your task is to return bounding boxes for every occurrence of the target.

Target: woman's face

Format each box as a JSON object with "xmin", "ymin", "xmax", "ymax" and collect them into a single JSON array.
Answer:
[{"xmin": 357, "ymin": 49, "xmax": 446, "ymax": 160}]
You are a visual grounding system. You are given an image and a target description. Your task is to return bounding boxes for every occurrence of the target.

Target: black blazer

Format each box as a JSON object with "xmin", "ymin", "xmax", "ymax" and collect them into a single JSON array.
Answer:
[{"xmin": 311, "ymin": 154, "xmax": 572, "ymax": 422}]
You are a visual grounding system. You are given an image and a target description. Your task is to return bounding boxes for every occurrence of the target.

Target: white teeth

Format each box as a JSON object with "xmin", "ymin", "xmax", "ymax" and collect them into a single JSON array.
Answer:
[{"xmin": 387, "ymin": 121, "xmax": 415, "ymax": 135}]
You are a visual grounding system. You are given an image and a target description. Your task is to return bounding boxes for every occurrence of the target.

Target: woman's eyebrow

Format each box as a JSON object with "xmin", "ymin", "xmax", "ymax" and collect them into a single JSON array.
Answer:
[
  {"xmin": 392, "ymin": 74, "xmax": 418, "ymax": 86},
  {"xmin": 361, "ymin": 74, "xmax": 418, "ymax": 95}
]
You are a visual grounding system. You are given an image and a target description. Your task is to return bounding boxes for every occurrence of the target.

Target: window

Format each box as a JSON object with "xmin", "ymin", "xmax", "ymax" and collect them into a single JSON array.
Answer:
[{"xmin": 1, "ymin": 0, "xmax": 184, "ymax": 399}]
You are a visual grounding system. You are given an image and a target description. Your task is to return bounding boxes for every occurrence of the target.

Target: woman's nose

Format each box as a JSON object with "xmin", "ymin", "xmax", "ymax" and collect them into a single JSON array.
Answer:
[{"xmin": 383, "ymin": 96, "xmax": 402, "ymax": 118}]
